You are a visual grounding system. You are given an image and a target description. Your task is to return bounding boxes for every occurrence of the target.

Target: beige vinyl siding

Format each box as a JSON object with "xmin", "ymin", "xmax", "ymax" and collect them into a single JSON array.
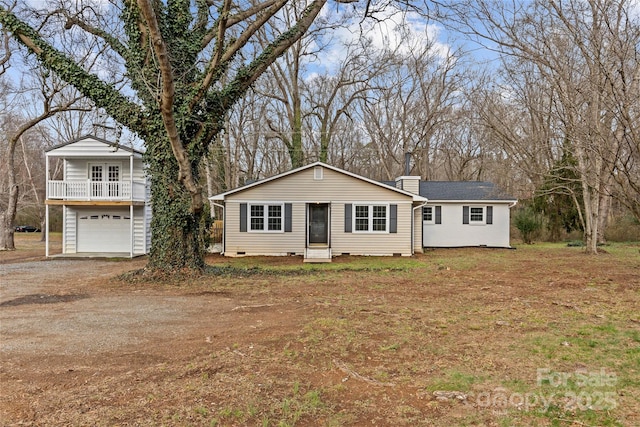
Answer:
[
  {"xmin": 331, "ymin": 202, "xmax": 413, "ymax": 256},
  {"xmin": 234, "ymin": 167, "xmax": 411, "ymax": 202},
  {"xmin": 413, "ymin": 206, "xmax": 423, "ymax": 253},
  {"xmin": 63, "ymin": 206, "xmax": 77, "ymax": 254},
  {"xmin": 225, "ymin": 202, "xmax": 306, "ymax": 256},
  {"xmin": 224, "ymin": 167, "xmax": 417, "ymax": 257}
]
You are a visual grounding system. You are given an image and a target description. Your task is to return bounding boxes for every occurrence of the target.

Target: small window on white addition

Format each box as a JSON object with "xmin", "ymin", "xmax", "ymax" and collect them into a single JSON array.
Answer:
[
  {"xmin": 423, "ymin": 206, "xmax": 434, "ymax": 224},
  {"xmin": 314, "ymin": 166, "xmax": 323, "ymax": 180},
  {"xmin": 470, "ymin": 207, "xmax": 484, "ymax": 223}
]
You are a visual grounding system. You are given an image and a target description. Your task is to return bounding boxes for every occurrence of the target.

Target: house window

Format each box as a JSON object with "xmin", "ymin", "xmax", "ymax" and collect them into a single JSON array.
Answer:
[
  {"xmin": 355, "ymin": 205, "xmax": 369, "ymax": 231},
  {"xmin": 89, "ymin": 163, "xmax": 121, "ymax": 197},
  {"xmin": 108, "ymin": 165, "xmax": 120, "ymax": 181},
  {"xmin": 314, "ymin": 166, "xmax": 323, "ymax": 180},
  {"xmin": 249, "ymin": 204, "xmax": 283, "ymax": 232},
  {"xmin": 354, "ymin": 204, "xmax": 387, "ymax": 232},
  {"xmin": 268, "ymin": 205, "xmax": 282, "ymax": 231},
  {"xmin": 470, "ymin": 207, "xmax": 484, "ymax": 222},
  {"xmin": 423, "ymin": 206, "xmax": 434, "ymax": 223},
  {"xmin": 91, "ymin": 165, "xmax": 103, "ymax": 182}
]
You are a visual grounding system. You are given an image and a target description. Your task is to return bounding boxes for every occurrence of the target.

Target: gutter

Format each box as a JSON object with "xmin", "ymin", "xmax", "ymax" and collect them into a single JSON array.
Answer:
[{"xmin": 411, "ymin": 201, "xmax": 428, "ymax": 254}]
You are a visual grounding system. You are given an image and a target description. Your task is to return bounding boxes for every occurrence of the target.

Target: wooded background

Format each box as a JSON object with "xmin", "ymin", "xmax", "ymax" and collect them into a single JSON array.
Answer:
[{"xmin": 2, "ymin": 0, "xmax": 639, "ymax": 253}]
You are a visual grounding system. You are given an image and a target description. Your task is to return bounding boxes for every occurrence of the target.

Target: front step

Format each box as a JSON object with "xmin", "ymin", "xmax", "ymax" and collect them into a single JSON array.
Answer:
[{"xmin": 304, "ymin": 247, "xmax": 332, "ymax": 263}]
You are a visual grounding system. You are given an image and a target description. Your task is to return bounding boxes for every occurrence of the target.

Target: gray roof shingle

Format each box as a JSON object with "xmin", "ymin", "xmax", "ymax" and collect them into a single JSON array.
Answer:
[
  {"xmin": 419, "ymin": 181, "xmax": 515, "ymax": 201},
  {"xmin": 382, "ymin": 180, "xmax": 516, "ymax": 201}
]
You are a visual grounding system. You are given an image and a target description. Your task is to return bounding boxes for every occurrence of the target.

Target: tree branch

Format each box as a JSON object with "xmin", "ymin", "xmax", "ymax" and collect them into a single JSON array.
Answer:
[
  {"xmin": 136, "ymin": 0, "xmax": 203, "ymax": 213},
  {"xmin": 201, "ymin": 0, "xmax": 278, "ymax": 49},
  {"xmin": 0, "ymin": 7, "xmax": 145, "ymax": 133},
  {"xmin": 219, "ymin": 0, "xmax": 327, "ymax": 111}
]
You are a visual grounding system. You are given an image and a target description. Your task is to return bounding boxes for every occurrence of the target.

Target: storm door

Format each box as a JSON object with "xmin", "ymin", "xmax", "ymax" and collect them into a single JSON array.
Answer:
[{"xmin": 308, "ymin": 204, "xmax": 329, "ymax": 245}]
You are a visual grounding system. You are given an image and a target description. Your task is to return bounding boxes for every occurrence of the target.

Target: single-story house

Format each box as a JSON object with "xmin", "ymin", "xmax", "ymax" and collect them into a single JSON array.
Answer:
[
  {"xmin": 209, "ymin": 162, "xmax": 516, "ymax": 261},
  {"xmin": 44, "ymin": 135, "xmax": 151, "ymax": 258}
]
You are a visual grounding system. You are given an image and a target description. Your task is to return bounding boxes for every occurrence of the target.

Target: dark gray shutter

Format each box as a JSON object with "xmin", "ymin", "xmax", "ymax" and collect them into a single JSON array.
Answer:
[
  {"xmin": 463, "ymin": 206, "xmax": 469, "ymax": 224},
  {"xmin": 240, "ymin": 203, "xmax": 247, "ymax": 232},
  {"xmin": 435, "ymin": 206, "xmax": 442, "ymax": 224},
  {"xmin": 389, "ymin": 204, "xmax": 397, "ymax": 233},
  {"xmin": 486, "ymin": 206, "xmax": 493, "ymax": 224},
  {"xmin": 284, "ymin": 203, "xmax": 292, "ymax": 232},
  {"xmin": 344, "ymin": 204, "xmax": 352, "ymax": 232}
]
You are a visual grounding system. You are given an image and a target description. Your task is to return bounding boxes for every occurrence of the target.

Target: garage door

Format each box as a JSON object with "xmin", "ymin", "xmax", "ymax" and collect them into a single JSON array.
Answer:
[{"xmin": 77, "ymin": 210, "xmax": 130, "ymax": 252}]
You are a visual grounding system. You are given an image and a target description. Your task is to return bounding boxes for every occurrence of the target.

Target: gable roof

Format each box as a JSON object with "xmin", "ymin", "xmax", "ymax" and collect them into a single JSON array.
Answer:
[
  {"xmin": 210, "ymin": 161, "xmax": 427, "ymax": 202},
  {"xmin": 45, "ymin": 134, "xmax": 144, "ymax": 156},
  {"xmin": 419, "ymin": 181, "xmax": 516, "ymax": 202}
]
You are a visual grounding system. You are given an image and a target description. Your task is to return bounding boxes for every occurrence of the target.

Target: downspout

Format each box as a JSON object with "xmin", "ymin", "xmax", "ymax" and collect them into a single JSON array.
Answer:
[
  {"xmin": 130, "ymin": 153, "xmax": 134, "ymax": 258},
  {"xmin": 45, "ymin": 153, "xmax": 50, "ymax": 258},
  {"xmin": 130, "ymin": 153, "xmax": 134, "ymax": 200},
  {"xmin": 130, "ymin": 204, "xmax": 134, "ymax": 258},
  {"xmin": 211, "ymin": 201, "xmax": 225, "ymax": 255},
  {"xmin": 411, "ymin": 201, "xmax": 427, "ymax": 255}
]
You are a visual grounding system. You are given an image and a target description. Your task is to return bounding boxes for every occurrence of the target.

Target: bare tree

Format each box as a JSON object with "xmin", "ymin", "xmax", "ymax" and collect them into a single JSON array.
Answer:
[
  {"xmin": 359, "ymin": 30, "xmax": 464, "ymax": 180},
  {"xmin": 440, "ymin": 0, "xmax": 640, "ymax": 253},
  {"xmin": 0, "ymin": 66, "xmax": 89, "ymax": 250}
]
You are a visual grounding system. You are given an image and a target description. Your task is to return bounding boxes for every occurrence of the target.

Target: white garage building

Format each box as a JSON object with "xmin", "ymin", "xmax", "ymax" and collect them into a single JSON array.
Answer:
[{"xmin": 45, "ymin": 135, "xmax": 151, "ymax": 258}]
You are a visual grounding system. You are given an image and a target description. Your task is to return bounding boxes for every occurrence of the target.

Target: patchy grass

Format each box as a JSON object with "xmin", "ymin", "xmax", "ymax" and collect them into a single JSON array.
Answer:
[{"xmin": 2, "ymin": 242, "xmax": 639, "ymax": 426}]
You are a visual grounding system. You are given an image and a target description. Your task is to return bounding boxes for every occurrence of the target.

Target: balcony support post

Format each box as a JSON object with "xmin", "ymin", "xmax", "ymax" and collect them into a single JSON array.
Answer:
[{"xmin": 45, "ymin": 203, "xmax": 49, "ymax": 257}]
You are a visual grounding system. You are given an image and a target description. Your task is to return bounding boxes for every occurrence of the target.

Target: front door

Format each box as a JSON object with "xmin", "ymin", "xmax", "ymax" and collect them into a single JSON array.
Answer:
[{"xmin": 308, "ymin": 204, "xmax": 329, "ymax": 245}]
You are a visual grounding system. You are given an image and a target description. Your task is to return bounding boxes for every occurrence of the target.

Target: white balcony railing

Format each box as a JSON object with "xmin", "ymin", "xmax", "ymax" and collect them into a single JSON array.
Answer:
[{"xmin": 47, "ymin": 180, "xmax": 147, "ymax": 201}]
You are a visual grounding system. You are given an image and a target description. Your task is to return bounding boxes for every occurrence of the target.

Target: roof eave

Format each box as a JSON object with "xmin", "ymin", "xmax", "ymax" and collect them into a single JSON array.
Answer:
[
  {"xmin": 45, "ymin": 134, "xmax": 145, "ymax": 156},
  {"xmin": 209, "ymin": 161, "xmax": 423, "ymax": 201},
  {"xmin": 425, "ymin": 199, "xmax": 518, "ymax": 203}
]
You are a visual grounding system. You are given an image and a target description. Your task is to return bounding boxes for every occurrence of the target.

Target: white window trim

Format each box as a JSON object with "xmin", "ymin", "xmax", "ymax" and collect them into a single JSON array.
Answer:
[
  {"xmin": 469, "ymin": 206, "xmax": 485, "ymax": 225},
  {"xmin": 423, "ymin": 206, "xmax": 435, "ymax": 224},
  {"xmin": 248, "ymin": 202, "xmax": 285, "ymax": 233},
  {"xmin": 353, "ymin": 203, "xmax": 389, "ymax": 233},
  {"xmin": 88, "ymin": 162, "xmax": 122, "ymax": 181}
]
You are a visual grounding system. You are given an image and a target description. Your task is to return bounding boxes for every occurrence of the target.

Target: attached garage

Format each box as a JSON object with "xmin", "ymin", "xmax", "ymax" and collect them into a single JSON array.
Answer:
[{"xmin": 76, "ymin": 209, "xmax": 131, "ymax": 253}]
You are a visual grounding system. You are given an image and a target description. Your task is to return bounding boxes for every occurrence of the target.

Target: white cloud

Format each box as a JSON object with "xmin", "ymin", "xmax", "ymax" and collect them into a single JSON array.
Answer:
[
  {"xmin": 24, "ymin": 0, "xmax": 111, "ymax": 13},
  {"xmin": 311, "ymin": 4, "xmax": 451, "ymax": 74}
]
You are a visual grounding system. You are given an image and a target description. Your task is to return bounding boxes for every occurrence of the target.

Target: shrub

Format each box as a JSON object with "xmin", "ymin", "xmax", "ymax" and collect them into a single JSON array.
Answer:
[{"xmin": 514, "ymin": 207, "xmax": 543, "ymax": 244}]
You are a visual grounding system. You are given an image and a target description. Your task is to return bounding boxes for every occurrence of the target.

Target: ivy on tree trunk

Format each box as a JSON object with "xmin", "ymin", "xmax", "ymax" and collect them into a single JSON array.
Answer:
[{"xmin": 1, "ymin": 0, "xmax": 328, "ymax": 271}]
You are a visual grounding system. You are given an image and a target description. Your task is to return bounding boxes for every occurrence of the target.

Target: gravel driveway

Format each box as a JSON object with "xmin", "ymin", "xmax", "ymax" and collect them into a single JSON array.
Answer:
[{"xmin": 0, "ymin": 259, "xmax": 237, "ymax": 358}]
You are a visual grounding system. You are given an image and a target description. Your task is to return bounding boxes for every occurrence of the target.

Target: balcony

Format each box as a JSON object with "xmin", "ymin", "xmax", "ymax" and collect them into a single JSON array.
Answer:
[{"xmin": 47, "ymin": 180, "xmax": 147, "ymax": 202}]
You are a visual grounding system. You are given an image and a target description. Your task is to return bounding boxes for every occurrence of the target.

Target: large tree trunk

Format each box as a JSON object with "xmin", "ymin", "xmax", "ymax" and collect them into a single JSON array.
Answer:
[
  {"xmin": 0, "ymin": 137, "xmax": 18, "ymax": 251},
  {"xmin": 145, "ymin": 138, "xmax": 210, "ymax": 271},
  {"xmin": 0, "ymin": 205, "xmax": 17, "ymax": 251}
]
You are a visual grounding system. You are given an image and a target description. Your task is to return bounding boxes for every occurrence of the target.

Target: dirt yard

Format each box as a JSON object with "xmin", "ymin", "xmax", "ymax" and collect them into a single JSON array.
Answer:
[{"xmin": 1, "ymin": 234, "xmax": 639, "ymax": 426}]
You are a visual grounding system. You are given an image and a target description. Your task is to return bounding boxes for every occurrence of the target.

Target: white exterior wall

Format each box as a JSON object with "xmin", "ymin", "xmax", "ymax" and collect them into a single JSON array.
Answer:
[
  {"xmin": 62, "ymin": 206, "xmax": 148, "ymax": 255},
  {"xmin": 47, "ymin": 137, "xmax": 151, "ymax": 258},
  {"xmin": 422, "ymin": 203, "xmax": 512, "ymax": 248},
  {"xmin": 50, "ymin": 137, "xmax": 141, "ymax": 158},
  {"xmin": 63, "ymin": 206, "xmax": 77, "ymax": 253},
  {"xmin": 64, "ymin": 158, "xmax": 135, "ymax": 181},
  {"xmin": 223, "ymin": 167, "xmax": 417, "ymax": 257}
]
